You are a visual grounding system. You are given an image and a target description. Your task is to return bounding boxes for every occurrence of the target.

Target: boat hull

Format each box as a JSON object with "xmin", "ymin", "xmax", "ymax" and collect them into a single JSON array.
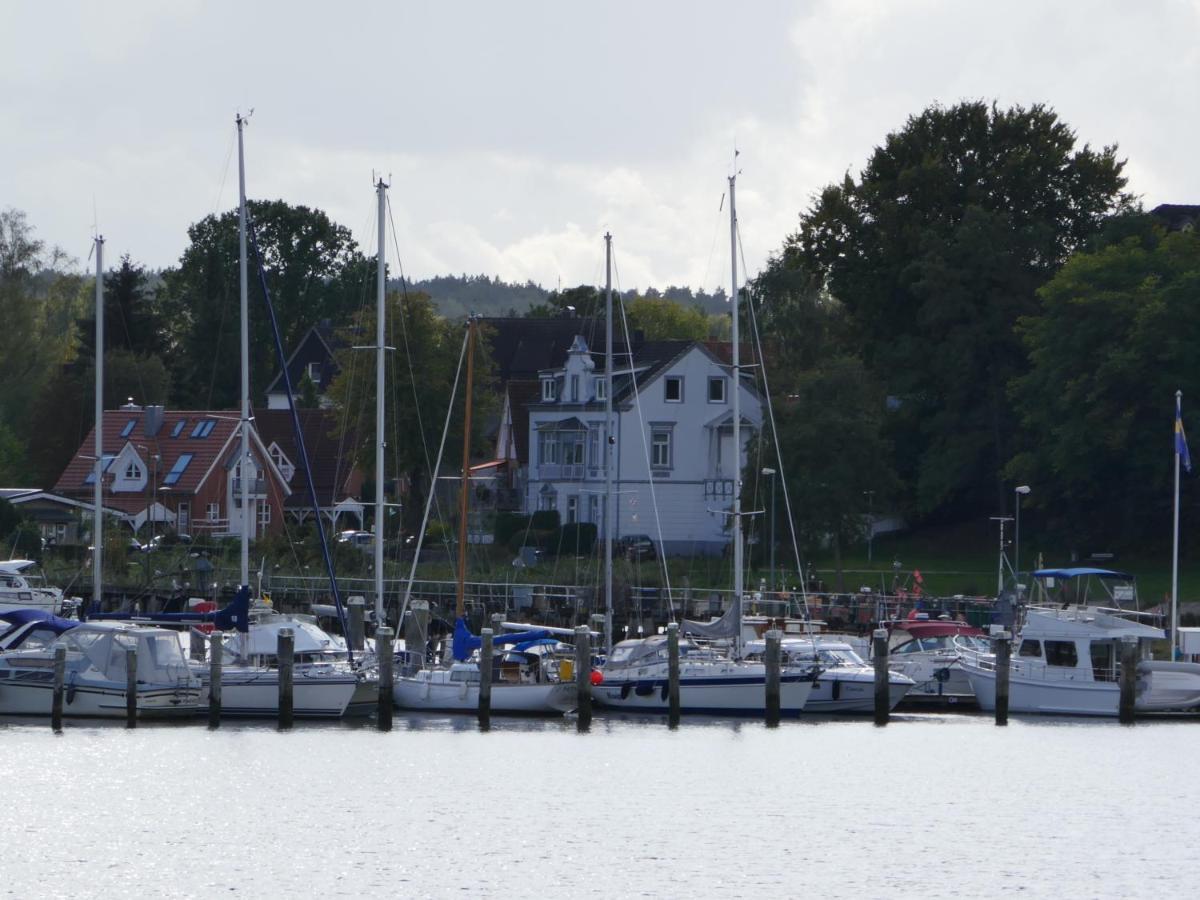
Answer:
[
  {"xmin": 0, "ymin": 677, "xmax": 200, "ymax": 718},
  {"xmin": 392, "ymin": 674, "xmax": 575, "ymax": 714},
  {"xmin": 594, "ymin": 665, "xmax": 814, "ymax": 716},
  {"xmin": 202, "ymin": 667, "xmax": 360, "ymax": 718},
  {"xmin": 805, "ymin": 672, "xmax": 912, "ymax": 714}
]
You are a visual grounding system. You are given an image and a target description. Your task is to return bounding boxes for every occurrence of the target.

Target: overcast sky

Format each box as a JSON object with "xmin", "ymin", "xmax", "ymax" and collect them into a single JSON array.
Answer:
[{"xmin": 3, "ymin": 0, "xmax": 1198, "ymax": 294}]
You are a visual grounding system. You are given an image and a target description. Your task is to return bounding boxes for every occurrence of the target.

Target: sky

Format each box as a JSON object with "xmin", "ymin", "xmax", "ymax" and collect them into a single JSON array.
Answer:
[{"xmin": 3, "ymin": 0, "xmax": 1199, "ymax": 295}]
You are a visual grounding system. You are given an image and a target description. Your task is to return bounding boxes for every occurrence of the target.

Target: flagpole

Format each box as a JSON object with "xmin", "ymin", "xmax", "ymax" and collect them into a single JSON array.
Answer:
[{"xmin": 1172, "ymin": 389, "xmax": 1183, "ymax": 658}]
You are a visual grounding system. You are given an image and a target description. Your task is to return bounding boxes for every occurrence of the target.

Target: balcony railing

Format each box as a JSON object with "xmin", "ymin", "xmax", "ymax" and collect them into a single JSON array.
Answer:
[
  {"xmin": 231, "ymin": 478, "xmax": 267, "ymax": 497},
  {"xmin": 537, "ymin": 464, "xmax": 586, "ymax": 481}
]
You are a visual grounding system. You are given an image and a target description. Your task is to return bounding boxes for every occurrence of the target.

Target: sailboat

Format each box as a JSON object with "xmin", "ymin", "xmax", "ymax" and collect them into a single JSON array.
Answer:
[
  {"xmin": 392, "ymin": 318, "xmax": 577, "ymax": 714},
  {"xmin": 592, "ymin": 177, "xmax": 816, "ymax": 715}
]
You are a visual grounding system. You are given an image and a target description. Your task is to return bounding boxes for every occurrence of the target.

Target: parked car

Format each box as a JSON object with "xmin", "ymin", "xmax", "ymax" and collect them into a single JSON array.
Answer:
[
  {"xmin": 337, "ymin": 529, "xmax": 374, "ymax": 549},
  {"xmin": 615, "ymin": 534, "xmax": 657, "ymax": 561}
]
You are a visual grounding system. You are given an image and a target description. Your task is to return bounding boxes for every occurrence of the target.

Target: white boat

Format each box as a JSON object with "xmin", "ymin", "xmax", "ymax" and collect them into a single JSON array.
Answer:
[
  {"xmin": 0, "ymin": 560, "xmax": 64, "ymax": 615},
  {"xmin": 593, "ymin": 634, "xmax": 815, "ymax": 715},
  {"xmin": 0, "ymin": 611, "xmax": 201, "ymax": 718},
  {"xmin": 960, "ymin": 567, "xmax": 1200, "ymax": 716},
  {"xmin": 744, "ymin": 637, "xmax": 913, "ymax": 713},
  {"xmin": 884, "ymin": 619, "xmax": 988, "ymax": 704}
]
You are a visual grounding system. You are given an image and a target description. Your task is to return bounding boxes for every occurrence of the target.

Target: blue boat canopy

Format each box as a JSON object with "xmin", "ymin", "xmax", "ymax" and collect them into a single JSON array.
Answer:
[
  {"xmin": 0, "ymin": 608, "xmax": 79, "ymax": 634},
  {"xmin": 89, "ymin": 586, "xmax": 251, "ymax": 633},
  {"xmin": 1033, "ymin": 567, "xmax": 1134, "ymax": 580},
  {"xmin": 451, "ymin": 617, "xmax": 554, "ymax": 661}
]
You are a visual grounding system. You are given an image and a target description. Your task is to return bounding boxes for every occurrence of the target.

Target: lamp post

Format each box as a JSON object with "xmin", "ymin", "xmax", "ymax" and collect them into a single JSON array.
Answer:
[
  {"xmin": 863, "ymin": 490, "xmax": 875, "ymax": 564},
  {"xmin": 1014, "ymin": 485, "xmax": 1031, "ymax": 596},
  {"xmin": 761, "ymin": 468, "xmax": 777, "ymax": 589}
]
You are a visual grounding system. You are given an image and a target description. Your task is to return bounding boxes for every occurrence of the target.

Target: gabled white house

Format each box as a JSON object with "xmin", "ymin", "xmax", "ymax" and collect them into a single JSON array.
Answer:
[{"xmin": 516, "ymin": 335, "xmax": 762, "ymax": 556}]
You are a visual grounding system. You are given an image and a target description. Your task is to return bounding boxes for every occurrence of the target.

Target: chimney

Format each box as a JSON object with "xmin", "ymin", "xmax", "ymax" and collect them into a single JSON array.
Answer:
[{"xmin": 144, "ymin": 405, "xmax": 165, "ymax": 437}]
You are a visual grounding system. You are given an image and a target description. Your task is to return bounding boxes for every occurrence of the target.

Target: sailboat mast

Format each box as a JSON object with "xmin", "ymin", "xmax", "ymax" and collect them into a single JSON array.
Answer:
[
  {"xmin": 374, "ymin": 179, "xmax": 388, "ymax": 627},
  {"xmin": 237, "ymin": 113, "xmax": 250, "ymax": 588},
  {"xmin": 729, "ymin": 174, "xmax": 743, "ymax": 652},
  {"xmin": 455, "ymin": 319, "xmax": 477, "ymax": 621},
  {"xmin": 604, "ymin": 232, "xmax": 614, "ymax": 653},
  {"xmin": 92, "ymin": 235, "xmax": 104, "ymax": 607}
]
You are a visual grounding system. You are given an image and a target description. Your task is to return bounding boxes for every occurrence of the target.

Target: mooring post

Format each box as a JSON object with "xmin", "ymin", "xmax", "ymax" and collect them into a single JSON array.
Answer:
[
  {"xmin": 1119, "ymin": 635, "xmax": 1138, "ymax": 724},
  {"xmin": 765, "ymin": 628, "xmax": 782, "ymax": 726},
  {"xmin": 348, "ymin": 596, "xmax": 365, "ymax": 652},
  {"xmin": 51, "ymin": 644, "xmax": 66, "ymax": 731},
  {"xmin": 208, "ymin": 630, "xmax": 222, "ymax": 727},
  {"xmin": 994, "ymin": 628, "xmax": 1011, "ymax": 726},
  {"xmin": 125, "ymin": 646, "xmax": 137, "ymax": 727},
  {"xmin": 189, "ymin": 628, "xmax": 205, "ymax": 662},
  {"xmin": 490, "ymin": 612, "xmax": 503, "ymax": 636},
  {"xmin": 376, "ymin": 626, "xmax": 394, "ymax": 731},
  {"xmin": 278, "ymin": 627, "xmax": 294, "ymax": 729},
  {"xmin": 666, "ymin": 622, "xmax": 681, "ymax": 726},
  {"xmin": 479, "ymin": 628, "xmax": 493, "ymax": 726},
  {"xmin": 873, "ymin": 628, "xmax": 889, "ymax": 726},
  {"xmin": 575, "ymin": 624, "xmax": 592, "ymax": 729}
]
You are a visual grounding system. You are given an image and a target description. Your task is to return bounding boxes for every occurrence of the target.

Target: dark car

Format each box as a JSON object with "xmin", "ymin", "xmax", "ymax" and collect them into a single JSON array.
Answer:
[{"xmin": 616, "ymin": 534, "xmax": 657, "ymax": 561}]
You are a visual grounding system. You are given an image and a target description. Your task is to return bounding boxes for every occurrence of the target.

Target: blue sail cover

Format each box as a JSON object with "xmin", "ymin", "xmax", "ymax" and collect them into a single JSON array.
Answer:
[
  {"xmin": 90, "ymin": 586, "xmax": 251, "ymax": 633},
  {"xmin": 0, "ymin": 608, "xmax": 79, "ymax": 639},
  {"xmin": 1033, "ymin": 568, "xmax": 1133, "ymax": 581},
  {"xmin": 451, "ymin": 617, "xmax": 554, "ymax": 661}
]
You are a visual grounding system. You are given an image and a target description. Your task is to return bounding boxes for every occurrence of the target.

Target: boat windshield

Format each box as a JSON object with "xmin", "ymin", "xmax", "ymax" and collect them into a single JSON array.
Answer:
[{"xmin": 817, "ymin": 647, "xmax": 864, "ymax": 667}]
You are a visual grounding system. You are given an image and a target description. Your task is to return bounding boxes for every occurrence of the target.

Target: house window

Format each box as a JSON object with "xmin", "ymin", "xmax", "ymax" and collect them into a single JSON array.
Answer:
[
  {"xmin": 588, "ymin": 494, "xmax": 601, "ymax": 525},
  {"xmin": 708, "ymin": 377, "xmax": 727, "ymax": 403},
  {"xmin": 162, "ymin": 453, "xmax": 193, "ymax": 486},
  {"xmin": 541, "ymin": 378, "xmax": 557, "ymax": 402},
  {"xmin": 538, "ymin": 431, "xmax": 560, "ymax": 465},
  {"xmin": 120, "ymin": 419, "xmax": 136, "ymax": 437},
  {"xmin": 171, "ymin": 420, "xmax": 187, "ymax": 438},
  {"xmin": 570, "ymin": 375, "xmax": 579, "ymax": 402},
  {"xmin": 539, "ymin": 490, "xmax": 557, "ymax": 512},
  {"xmin": 269, "ymin": 444, "xmax": 295, "ymax": 482},
  {"xmin": 306, "ymin": 361, "xmax": 321, "ymax": 385},
  {"xmin": 588, "ymin": 424, "xmax": 602, "ymax": 467},
  {"xmin": 206, "ymin": 503, "xmax": 220, "ymax": 522},
  {"xmin": 258, "ymin": 504, "xmax": 272, "ymax": 527},
  {"xmin": 124, "ymin": 461, "xmax": 142, "ymax": 480},
  {"xmin": 665, "ymin": 376, "xmax": 683, "ymax": 402},
  {"xmin": 566, "ymin": 496, "xmax": 578, "ymax": 524},
  {"xmin": 562, "ymin": 432, "xmax": 585, "ymax": 466},
  {"xmin": 595, "ymin": 378, "xmax": 607, "ymax": 401},
  {"xmin": 177, "ymin": 502, "xmax": 190, "ymax": 532},
  {"xmin": 651, "ymin": 427, "xmax": 673, "ymax": 469},
  {"xmin": 84, "ymin": 455, "xmax": 116, "ymax": 485},
  {"xmin": 191, "ymin": 419, "xmax": 216, "ymax": 438}
]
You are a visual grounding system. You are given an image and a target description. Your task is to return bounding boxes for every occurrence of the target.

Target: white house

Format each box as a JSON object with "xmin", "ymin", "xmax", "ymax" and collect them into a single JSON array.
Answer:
[{"xmin": 517, "ymin": 335, "xmax": 762, "ymax": 556}]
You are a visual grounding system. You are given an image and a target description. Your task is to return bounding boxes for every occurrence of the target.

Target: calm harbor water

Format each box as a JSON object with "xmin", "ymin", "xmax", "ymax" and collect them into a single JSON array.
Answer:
[{"xmin": 2, "ymin": 711, "xmax": 1195, "ymax": 899}]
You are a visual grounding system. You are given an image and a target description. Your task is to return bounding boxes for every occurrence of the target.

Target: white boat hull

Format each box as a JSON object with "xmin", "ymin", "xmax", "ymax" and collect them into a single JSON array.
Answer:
[
  {"xmin": 963, "ymin": 662, "xmax": 1123, "ymax": 716},
  {"xmin": 202, "ymin": 666, "xmax": 361, "ymax": 718},
  {"xmin": 392, "ymin": 673, "xmax": 576, "ymax": 714},
  {"xmin": 594, "ymin": 663, "xmax": 814, "ymax": 715},
  {"xmin": 805, "ymin": 671, "xmax": 912, "ymax": 714},
  {"xmin": 0, "ymin": 676, "xmax": 200, "ymax": 718}
]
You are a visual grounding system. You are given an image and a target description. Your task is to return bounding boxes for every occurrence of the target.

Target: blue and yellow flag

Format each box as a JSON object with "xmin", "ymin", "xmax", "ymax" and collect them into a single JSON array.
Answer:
[{"xmin": 1177, "ymin": 404, "xmax": 1192, "ymax": 474}]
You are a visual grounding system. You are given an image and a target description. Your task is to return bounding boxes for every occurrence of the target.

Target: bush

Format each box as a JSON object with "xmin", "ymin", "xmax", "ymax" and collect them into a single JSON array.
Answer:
[
  {"xmin": 9, "ymin": 523, "xmax": 42, "ymax": 561},
  {"xmin": 494, "ymin": 512, "xmax": 530, "ymax": 547},
  {"xmin": 530, "ymin": 510, "xmax": 560, "ymax": 531},
  {"xmin": 553, "ymin": 522, "xmax": 597, "ymax": 556}
]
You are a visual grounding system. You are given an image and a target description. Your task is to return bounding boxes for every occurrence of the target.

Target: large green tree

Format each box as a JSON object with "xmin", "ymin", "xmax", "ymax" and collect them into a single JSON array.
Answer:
[
  {"xmin": 623, "ymin": 295, "xmax": 710, "ymax": 341},
  {"xmin": 1008, "ymin": 217, "xmax": 1200, "ymax": 547},
  {"xmin": 160, "ymin": 200, "xmax": 369, "ymax": 409},
  {"xmin": 795, "ymin": 102, "xmax": 1130, "ymax": 520}
]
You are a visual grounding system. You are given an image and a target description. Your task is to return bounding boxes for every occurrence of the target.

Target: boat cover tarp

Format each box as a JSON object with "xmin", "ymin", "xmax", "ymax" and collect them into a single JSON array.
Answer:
[
  {"xmin": 451, "ymin": 617, "xmax": 553, "ymax": 661},
  {"xmin": 89, "ymin": 586, "xmax": 251, "ymax": 633},
  {"xmin": 680, "ymin": 594, "xmax": 741, "ymax": 639},
  {"xmin": 1033, "ymin": 567, "xmax": 1133, "ymax": 581},
  {"xmin": 0, "ymin": 608, "xmax": 79, "ymax": 637}
]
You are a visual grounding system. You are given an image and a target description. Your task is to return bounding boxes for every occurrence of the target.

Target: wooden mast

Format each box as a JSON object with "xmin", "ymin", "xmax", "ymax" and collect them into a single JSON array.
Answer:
[{"xmin": 455, "ymin": 318, "xmax": 477, "ymax": 621}]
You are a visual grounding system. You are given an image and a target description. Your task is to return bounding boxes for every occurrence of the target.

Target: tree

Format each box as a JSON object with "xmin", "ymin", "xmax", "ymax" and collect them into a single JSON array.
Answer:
[
  {"xmin": 159, "ymin": 201, "xmax": 369, "ymax": 409},
  {"xmin": 623, "ymin": 295, "xmax": 709, "ymax": 340},
  {"xmin": 1008, "ymin": 218, "xmax": 1200, "ymax": 547},
  {"xmin": 795, "ymin": 102, "xmax": 1131, "ymax": 520},
  {"xmin": 77, "ymin": 256, "xmax": 167, "ymax": 359},
  {"xmin": 525, "ymin": 285, "xmax": 602, "ymax": 319}
]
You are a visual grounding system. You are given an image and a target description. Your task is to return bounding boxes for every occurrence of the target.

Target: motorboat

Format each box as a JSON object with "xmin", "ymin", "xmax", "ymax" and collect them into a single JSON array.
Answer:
[
  {"xmin": 592, "ymin": 633, "xmax": 816, "ymax": 716},
  {"xmin": 0, "ymin": 560, "xmax": 65, "ymax": 615},
  {"xmin": 0, "ymin": 610, "xmax": 201, "ymax": 718},
  {"xmin": 959, "ymin": 567, "xmax": 1200, "ymax": 716},
  {"xmin": 885, "ymin": 618, "xmax": 987, "ymax": 705},
  {"xmin": 742, "ymin": 636, "xmax": 914, "ymax": 714},
  {"xmin": 392, "ymin": 618, "xmax": 576, "ymax": 714}
]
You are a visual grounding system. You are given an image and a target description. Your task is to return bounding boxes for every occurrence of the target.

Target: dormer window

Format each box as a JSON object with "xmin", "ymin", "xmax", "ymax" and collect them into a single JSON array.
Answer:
[
  {"xmin": 570, "ymin": 375, "xmax": 579, "ymax": 402},
  {"xmin": 542, "ymin": 378, "xmax": 558, "ymax": 402},
  {"xmin": 665, "ymin": 376, "xmax": 683, "ymax": 403},
  {"xmin": 124, "ymin": 462, "xmax": 142, "ymax": 480},
  {"xmin": 595, "ymin": 378, "xmax": 607, "ymax": 401}
]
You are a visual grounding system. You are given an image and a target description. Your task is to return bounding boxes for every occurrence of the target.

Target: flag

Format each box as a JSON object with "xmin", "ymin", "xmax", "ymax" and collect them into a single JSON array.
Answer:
[{"xmin": 1177, "ymin": 404, "xmax": 1192, "ymax": 474}]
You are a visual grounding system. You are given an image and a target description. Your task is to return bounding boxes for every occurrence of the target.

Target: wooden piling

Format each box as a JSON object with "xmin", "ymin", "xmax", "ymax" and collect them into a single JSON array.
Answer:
[
  {"xmin": 277, "ymin": 628, "xmax": 294, "ymax": 728},
  {"xmin": 765, "ymin": 628, "xmax": 782, "ymax": 726},
  {"xmin": 348, "ymin": 596, "xmax": 365, "ymax": 652},
  {"xmin": 479, "ymin": 628, "xmax": 493, "ymax": 725},
  {"xmin": 376, "ymin": 626, "xmax": 394, "ymax": 731},
  {"xmin": 872, "ymin": 628, "xmax": 889, "ymax": 726},
  {"xmin": 1119, "ymin": 635, "xmax": 1138, "ymax": 724},
  {"xmin": 51, "ymin": 644, "xmax": 66, "ymax": 731},
  {"xmin": 125, "ymin": 646, "xmax": 137, "ymax": 727},
  {"xmin": 666, "ymin": 622, "xmax": 680, "ymax": 726},
  {"xmin": 995, "ymin": 629, "xmax": 1011, "ymax": 726},
  {"xmin": 208, "ymin": 630, "xmax": 222, "ymax": 727},
  {"xmin": 189, "ymin": 628, "xmax": 205, "ymax": 661},
  {"xmin": 575, "ymin": 625, "xmax": 592, "ymax": 728}
]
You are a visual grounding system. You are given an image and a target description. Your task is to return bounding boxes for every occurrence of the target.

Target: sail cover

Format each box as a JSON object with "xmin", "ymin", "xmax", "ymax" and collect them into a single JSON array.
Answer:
[
  {"xmin": 680, "ymin": 595, "xmax": 741, "ymax": 639},
  {"xmin": 451, "ymin": 617, "xmax": 554, "ymax": 661}
]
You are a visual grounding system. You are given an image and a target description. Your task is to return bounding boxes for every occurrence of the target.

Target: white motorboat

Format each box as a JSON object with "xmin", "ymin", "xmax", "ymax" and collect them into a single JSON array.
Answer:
[
  {"xmin": 960, "ymin": 567, "xmax": 1200, "ymax": 716},
  {"xmin": 743, "ymin": 637, "xmax": 913, "ymax": 714},
  {"xmin": 0, "ymin": 560, "xmax": 64, "ymax": 615},
  {"xmin": 0, "ymin": 611, "xmax": 201, "ymax": 718},
  {"xmin": 593, "ymin": 634, "xmax": 815, "ymax": 716},
  {"xmin": 885, "ymin": 619, "xmax": 988, "ymax": 704}
]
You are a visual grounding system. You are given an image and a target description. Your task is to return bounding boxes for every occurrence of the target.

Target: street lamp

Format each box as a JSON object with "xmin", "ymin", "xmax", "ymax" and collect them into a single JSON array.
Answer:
[
  {"xmin": 1014, "ymin": 485, "xmax": 1031, "ymax": 596},
  {"xmin": 761, "ymin": 468, "xmax": 777, "ymax": 589}
]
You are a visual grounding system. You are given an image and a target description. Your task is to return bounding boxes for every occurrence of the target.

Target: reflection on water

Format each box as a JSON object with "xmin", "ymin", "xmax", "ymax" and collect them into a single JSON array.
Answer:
[{"xmin": 3, "ymin": 711, "xmax": 1195, "ymax": 898}]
